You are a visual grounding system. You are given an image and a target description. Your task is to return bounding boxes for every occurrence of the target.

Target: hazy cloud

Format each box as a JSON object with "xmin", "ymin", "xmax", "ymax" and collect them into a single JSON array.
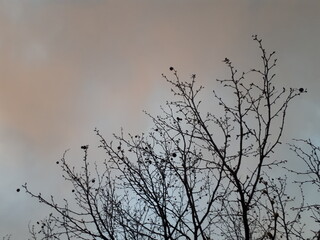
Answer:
[{"xmin": 0, "ymin": 0, "xmax": 319, "ymax": 238}]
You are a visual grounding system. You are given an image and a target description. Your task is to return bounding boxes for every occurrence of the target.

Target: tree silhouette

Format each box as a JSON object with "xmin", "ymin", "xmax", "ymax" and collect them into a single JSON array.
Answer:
[
  {"xmin": 21, "ymin": 36, "xmax": 319, "ymax": 239},
  {"xmin": 288, "ymin": 139, "xmax": 320, "ymax": 239},
  {"xmin": 2, "ymin": 234, "xmax": 11, "ymax": 240}
]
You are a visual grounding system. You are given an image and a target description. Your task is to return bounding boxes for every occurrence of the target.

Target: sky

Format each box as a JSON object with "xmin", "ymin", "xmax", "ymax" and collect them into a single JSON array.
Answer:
[{"xmin": 0, "ymin": 0, "xmax": 320, "ymax": 238}]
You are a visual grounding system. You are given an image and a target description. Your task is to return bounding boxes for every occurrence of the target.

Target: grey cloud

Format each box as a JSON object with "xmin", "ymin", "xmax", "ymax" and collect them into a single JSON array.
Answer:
[{"xmin": 0, "ymin": 0, "xmax": 320, "ymax": 238}]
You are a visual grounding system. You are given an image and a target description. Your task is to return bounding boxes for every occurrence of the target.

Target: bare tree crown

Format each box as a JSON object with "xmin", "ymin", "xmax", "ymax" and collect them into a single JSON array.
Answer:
[{"xmin": 19, "ymin": 36, "xmax": 319, "ymax": 240}]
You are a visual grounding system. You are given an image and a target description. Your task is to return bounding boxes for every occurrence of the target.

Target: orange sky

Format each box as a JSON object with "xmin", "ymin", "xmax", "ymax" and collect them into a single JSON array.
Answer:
[{"xmin": 0, "ymin": 1, "xmax": 320, "ymax": 238}]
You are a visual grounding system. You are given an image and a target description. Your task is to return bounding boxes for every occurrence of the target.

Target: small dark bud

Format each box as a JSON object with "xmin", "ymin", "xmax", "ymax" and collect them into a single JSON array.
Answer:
[
  {"xmin": 56, "ymin": 161, "xmax": 59, "ymax": 164},
  {"xmin": 299, "ymin": 88, "xmax": 304, "ymax": 93},
  {"xmin": 16, "ymin": 188, "xmax": 20, "ymax": 192},
  {"xmin": 169, "ymin": 67, "xmax": 174, "ymax": 71},
  {"xmin": 172, "ymin": 153, "xmax": 177, "ymax": 158},
  {"xmin": 81, "ymin": 145, "xmax": 88, "ymax": 150},
  {"xmin": 223, "ymin": 57, "xmax": 229, "ymax": 63}
]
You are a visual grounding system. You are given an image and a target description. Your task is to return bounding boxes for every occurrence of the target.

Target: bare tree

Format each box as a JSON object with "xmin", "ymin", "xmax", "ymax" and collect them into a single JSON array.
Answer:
[
  {"xmin": 2, "ymin": 234, "xmax": 11, "ymax": 240},
  {"xmin": 21, "ymin": 36, "xmax": 312, "ymax": 239},
  {"xmin": 288, "ymin": 139, "xmax": 320, "ymax": 239}
]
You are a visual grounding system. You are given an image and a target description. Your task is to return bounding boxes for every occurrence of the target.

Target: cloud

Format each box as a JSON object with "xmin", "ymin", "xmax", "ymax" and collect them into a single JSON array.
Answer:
[{"xmin": 0, "ymin": 0, "xmax": 319, "ymax": 238}]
